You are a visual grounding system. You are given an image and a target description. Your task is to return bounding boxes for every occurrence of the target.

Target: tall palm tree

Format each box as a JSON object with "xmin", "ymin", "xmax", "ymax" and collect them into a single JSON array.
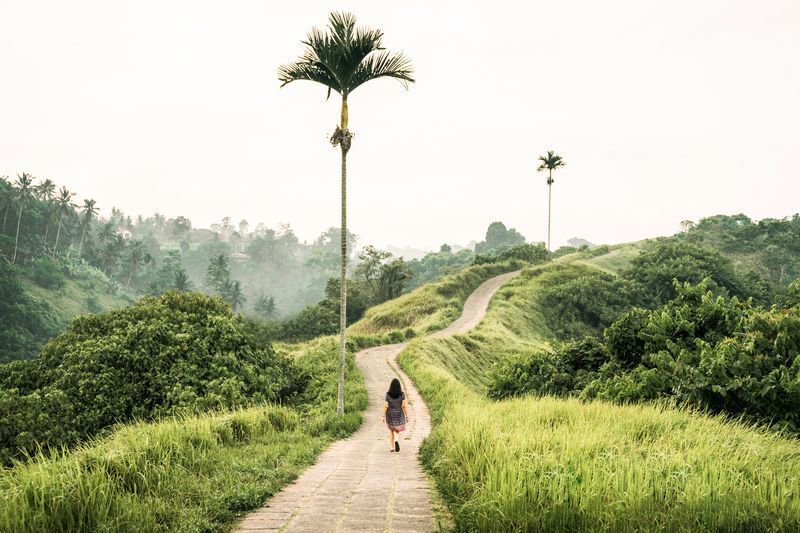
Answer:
[
  {"xmin": 36, "ymin": 178, "xmax": 57, "ymax": 244},
  {"xmin": 278, "ymin": 11, "xmax": 414, "ymax": 413},
  {"xmin": 254, "ymin": 295, "xmax": 277, "ymax": 319},
  {"xmin": 125, "ymin": 240, "xmax": 148, "ymax": 287},
  {"xmin": 537, "ymin": 151, "xmax": 566, "ymax": 251},
  {"xmin": 223, "ymin": 279, "xmax": 246, "ymax": 311},
  {"xmin": 52, "ymin": 187, "xmax": 76, "ymax": 258},
  {"xmin": 77, "ymin": 198, "xmax": 98, "ymax": 258},
  {"xmin": 0, "ymin": 175, "xmax": 11, "ymax": 234},
  {"xmin": 173, "ymin": 267, "xmax": 193, "ymax": 292},
  {"xmin": 12, "ymin": 172, "xmax": 34, "ymax": 264}
]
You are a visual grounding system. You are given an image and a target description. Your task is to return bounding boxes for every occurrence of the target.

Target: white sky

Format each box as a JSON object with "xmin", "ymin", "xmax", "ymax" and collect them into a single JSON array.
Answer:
[{"xmin": 1, "ymin": 0, "xmax": 798, "ymax": 250}]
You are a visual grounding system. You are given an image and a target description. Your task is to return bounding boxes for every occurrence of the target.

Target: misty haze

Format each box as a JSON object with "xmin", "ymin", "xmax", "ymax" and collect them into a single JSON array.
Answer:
[{"xmin": 1, "ymin": 2, "xmax": 799, "ymax": 532}]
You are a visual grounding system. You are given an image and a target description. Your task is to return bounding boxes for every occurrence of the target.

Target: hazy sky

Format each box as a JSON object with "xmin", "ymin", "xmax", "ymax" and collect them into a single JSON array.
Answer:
[{"xmin": 1, "ymin": 1, "xmax": 798, "ymax": 250}]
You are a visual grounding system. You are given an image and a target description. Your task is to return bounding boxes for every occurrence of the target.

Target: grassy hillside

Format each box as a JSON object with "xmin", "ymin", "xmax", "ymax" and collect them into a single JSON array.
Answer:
[
  {"xmin": 350, "ymin": 260, "xmax": 525, "ymax": 336},
  {"xmin": 397, "ymin": 262, "xmax": 800, "ymax": 531},
  {"xmin": 21, "ymin": 277, "xmax": 131, "ymax": 325},
  {"xmin": 0, "ymin": 334, "xmax": 367, "ymax": 532}
]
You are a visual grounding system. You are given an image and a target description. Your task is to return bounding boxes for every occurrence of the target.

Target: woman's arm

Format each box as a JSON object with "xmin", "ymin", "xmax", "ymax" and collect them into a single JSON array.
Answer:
[
  {"xmin": 381, "ymin": 401, "xmax": 388, "ymax": 423},
  {"xmin": 401, "ymin": 399, "xmax": 409, "ymax": 420}
]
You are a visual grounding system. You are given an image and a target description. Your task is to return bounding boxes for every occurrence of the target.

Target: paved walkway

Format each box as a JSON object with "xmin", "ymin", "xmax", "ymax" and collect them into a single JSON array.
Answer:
[{"xmin": 235, "ymin": 270, "xmax": 521, "ymax": 533}]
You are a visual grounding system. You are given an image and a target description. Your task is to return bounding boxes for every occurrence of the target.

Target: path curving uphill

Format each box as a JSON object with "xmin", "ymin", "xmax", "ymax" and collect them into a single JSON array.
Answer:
[{"xmin": 235, "ymin": 270, "xmax": 522, "ymax": 533}]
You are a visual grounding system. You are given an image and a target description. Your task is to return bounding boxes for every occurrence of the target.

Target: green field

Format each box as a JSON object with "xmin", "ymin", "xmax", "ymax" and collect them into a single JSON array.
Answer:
[
  {"xmin": 397, "ymin": 262, "xmax": 800, "ymax": 531},
  {"xmin": 0, "ymin": 336, "xmax": 366, "ymax": 532}
]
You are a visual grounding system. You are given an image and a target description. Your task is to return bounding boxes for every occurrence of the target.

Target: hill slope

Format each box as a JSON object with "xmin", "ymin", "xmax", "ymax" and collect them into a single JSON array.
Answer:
[{"xmin": 396, "ymin": 263, "xmax": 800, "ymax": 531}]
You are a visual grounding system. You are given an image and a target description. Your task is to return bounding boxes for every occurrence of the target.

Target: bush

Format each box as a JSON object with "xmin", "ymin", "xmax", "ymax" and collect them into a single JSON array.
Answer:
[
  {"xmin": 620, "ymin": 239, "xmax": 747, "ymax": 303},
  {"xmin": 538, "ymin": 268, "xmax": 646, "ymax": 339},
  {"xmin": 0, "ymin": 257, "xmax": 60, "ymax": 362},
  {"xmin": 0, "ymin": 291, "xmax": 299, "ymax": 463},
  {"xmin": 488, "ymin": 338, "xmax": 608, "ymax": 400},
  {"xmin": 27, "ymin": 257, "xmax": 66, "ymax": 290},
  {"xmin": 495, "ymin": 279, "xmax": 800, "ymax": 432},
  {"xmin": 475, "ymin": 243, "xmax": 550, "ymax": 265}
]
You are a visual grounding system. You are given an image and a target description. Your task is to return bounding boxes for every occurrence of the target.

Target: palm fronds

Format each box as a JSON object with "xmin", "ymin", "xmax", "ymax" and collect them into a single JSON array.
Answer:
[{"xmin": 278, "ymin": 12, "xmax": 414, "ymax": 96}]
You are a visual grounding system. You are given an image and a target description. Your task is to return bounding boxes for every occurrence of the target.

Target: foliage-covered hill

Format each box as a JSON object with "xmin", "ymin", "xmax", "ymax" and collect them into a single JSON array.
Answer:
[
  {"xmin": 395, "ymin": 261, "xmax": 800, "ymax": 531},
  {"xmin": 0, "ymin": 291, "xmax": 297, "ymax": 464}
]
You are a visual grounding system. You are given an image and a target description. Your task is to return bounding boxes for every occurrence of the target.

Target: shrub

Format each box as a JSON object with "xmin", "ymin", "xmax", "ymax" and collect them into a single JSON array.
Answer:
[
  {"xmin": 538, "ymin": 268, "xmax": 646, "ymax": 339},
  {"xmin": 0, "ymin": 257, "xmax": 60, "ymax": 362},
  {"xmin": 27, "ymin": 257, "xmax": 66, "ymax": 290},
  {"xmin": 0, "ymin": 291, "xmax": 299, "ymax": 463}
]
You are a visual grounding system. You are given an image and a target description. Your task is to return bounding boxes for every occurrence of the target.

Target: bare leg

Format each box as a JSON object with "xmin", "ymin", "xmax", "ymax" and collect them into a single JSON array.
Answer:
[{"xmin": 388, "ymin": 429, "xmax": 394, "ymax": 451}]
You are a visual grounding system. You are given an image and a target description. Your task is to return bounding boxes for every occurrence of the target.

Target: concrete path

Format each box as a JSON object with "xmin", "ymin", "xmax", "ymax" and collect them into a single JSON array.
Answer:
[{"xmin": 235, "ymin": 270, "xmax": 521, "ymax": 533}]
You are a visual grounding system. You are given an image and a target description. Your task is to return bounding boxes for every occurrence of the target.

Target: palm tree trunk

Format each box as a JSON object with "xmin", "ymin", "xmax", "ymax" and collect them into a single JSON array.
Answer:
[
  {"xmin": 78, "ymin": 221, "xmax": 87, "ymax": 258},
  {"xmin": 12, "ymin": 202, "xmax": 23, "ymax": 264},
  {"xmin": 547, "ymin": 169, "xmax": 553, "ymax": 251},
  {"xmin": 336, "ymin": 95, "xmax": 350, "ymax": 415},
  {"xmin": 44, "ymin": 210, "xmax": 52, "ymax": 245},
  {"xmin": 53, "ymin": 215, "xmax": 63, "ymax": 258},
  {"xmin": 2, "ymin": 204, "xmax": 9, "ymax": 233}
]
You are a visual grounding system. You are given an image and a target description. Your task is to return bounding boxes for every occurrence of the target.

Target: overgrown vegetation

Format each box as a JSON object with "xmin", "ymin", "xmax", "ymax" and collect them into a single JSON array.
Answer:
[
  {"xmin": 0, "ymin": 292, "xmax": 298, "ymax": 464},
  {"xmin": 350, "ymin": 259, "xmax": 527, "ymax": 336},
  {"xmin": 396, "ymin": 263, "xmax": 800, "ymax": 531},
  {"xmin": 0, "ymin": 336, "xmax": 367, "ymax": 532},
  {"xmin": 491, "ymin": 279, "xmax": 800, "ymax": 431}
]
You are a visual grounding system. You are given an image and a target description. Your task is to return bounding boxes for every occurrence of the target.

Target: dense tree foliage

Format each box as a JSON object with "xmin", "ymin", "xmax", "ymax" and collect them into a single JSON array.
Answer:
[
  {"xmin": 620, "ymin": 240, "xmax": 749, "ymax": 303},
  {"xmin": 679, "ymin": 214, "xmax": 800, "ymax": 286},
  {"xmin": 490, "ymin": 280, "xmax": 800, "ymax": 431},
  {"xmin": 0, "ymin": 258, "xmax": 59, "ymax": 362},
  {"xmin": 539, "ymin": 268, "xmax": 647, "ymax": 339},
  {"xmin": 0, "ymin": 291, "xmax": 298, "ymax": 464},
  {"xmin": 474, "ymin": 221, "xmax": 526, "ymax": 254}
]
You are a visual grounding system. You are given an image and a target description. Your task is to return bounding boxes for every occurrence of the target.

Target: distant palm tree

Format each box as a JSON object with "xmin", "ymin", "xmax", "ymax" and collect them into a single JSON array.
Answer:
[
  {"xmin": 206, "ymin": 253, "xmax": 230, "ymax": 291},
  {"xmin": 77, "ymin": 199, "xmax": 98, "ymax": 258},
  {"xmin": 279, "ymin": 11, "xmax": 414, "ymax": 413},
  {"xmin": 52, "ymin": 187, "xmax": 76, "ymax": 258},
  {"xmin": 537, "ymin": 151, "xmax": 566, "ymax": 251},
  {"xmin": 0, "ymin": 175, "xmax": 11, "ymax": 233},
  {"xmin": 223, "ymin": 279, "xmax": 246, "ymax": 311},
  {"xmin": 12, "ymin": 172, "xmax": 34, "ymax": 264},
  {"xmin": 97, "ymin": 221, "xmax": 116, "ymax": 247},
  {"xmin": 173, "ymin": 267, "xmax": 193, "ymax": 291},
  {"xmin": 125, "ymin": 240, "xmax": 148, "ymax": 287},
  {"xmin": 36, "ymin": 179, "xmax": 56, "ymax": 244},
  {"xmin": 254, "ymin": 295, "xmax": 277, "ymax": 318}
]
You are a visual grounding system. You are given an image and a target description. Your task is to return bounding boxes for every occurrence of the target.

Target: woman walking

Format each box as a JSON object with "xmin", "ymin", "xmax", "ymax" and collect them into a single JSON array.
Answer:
[{"xmin": 382, "ymin": 378, "xmax": 409, "ymax": 452}]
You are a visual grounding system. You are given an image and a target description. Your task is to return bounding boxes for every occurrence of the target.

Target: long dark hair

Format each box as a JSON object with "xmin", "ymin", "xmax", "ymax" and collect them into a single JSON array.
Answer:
[{"xmin": 387, "ymin": 378, "xmax": 403, "ymax": 399}]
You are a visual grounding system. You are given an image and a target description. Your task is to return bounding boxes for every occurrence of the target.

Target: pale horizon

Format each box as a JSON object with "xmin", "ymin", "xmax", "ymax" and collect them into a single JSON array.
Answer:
[{"xmin": 2, "ymin": 0, "xmax": 798, "ymax": 250}]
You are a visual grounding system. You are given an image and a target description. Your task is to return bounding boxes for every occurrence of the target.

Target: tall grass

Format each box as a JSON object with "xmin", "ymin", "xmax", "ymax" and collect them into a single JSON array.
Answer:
[
  {"xmin": 350, "ymin": 260, "xmax": 524, "ymax": 336},
  {"xmin": 0, "ymin": 337, "xmax": 367, "ymax": 532},
  {"xmin": 398, "ymin": 263, "xmax": 800, "ymax": 531}
]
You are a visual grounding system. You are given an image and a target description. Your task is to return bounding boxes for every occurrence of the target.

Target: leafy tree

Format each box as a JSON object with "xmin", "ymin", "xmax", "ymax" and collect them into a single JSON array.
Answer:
[
  {"xmin": 474, "ymin": 221, "xmax": 526, "ymax": 254},
  {"xmin": 0, "ymin": 291, "xmax": 298, "ymax": 463},
  {"xmin": 620, "ymin": 240, "xmax": 747, "ymax": 303},
  {"xmin": 279, "ymin": 11, "xmax": 414, "ymax": 413},
  {"xmin": 377, "ymin": 258, "xmax": 412, "ymax": 302},
  {"xmin": 0, "ymin": 257, "xmax": 59, "ymax": 362},
  {"xmin": 537, "ymin": 150, "xmax": 566, "ymax": 251}
]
